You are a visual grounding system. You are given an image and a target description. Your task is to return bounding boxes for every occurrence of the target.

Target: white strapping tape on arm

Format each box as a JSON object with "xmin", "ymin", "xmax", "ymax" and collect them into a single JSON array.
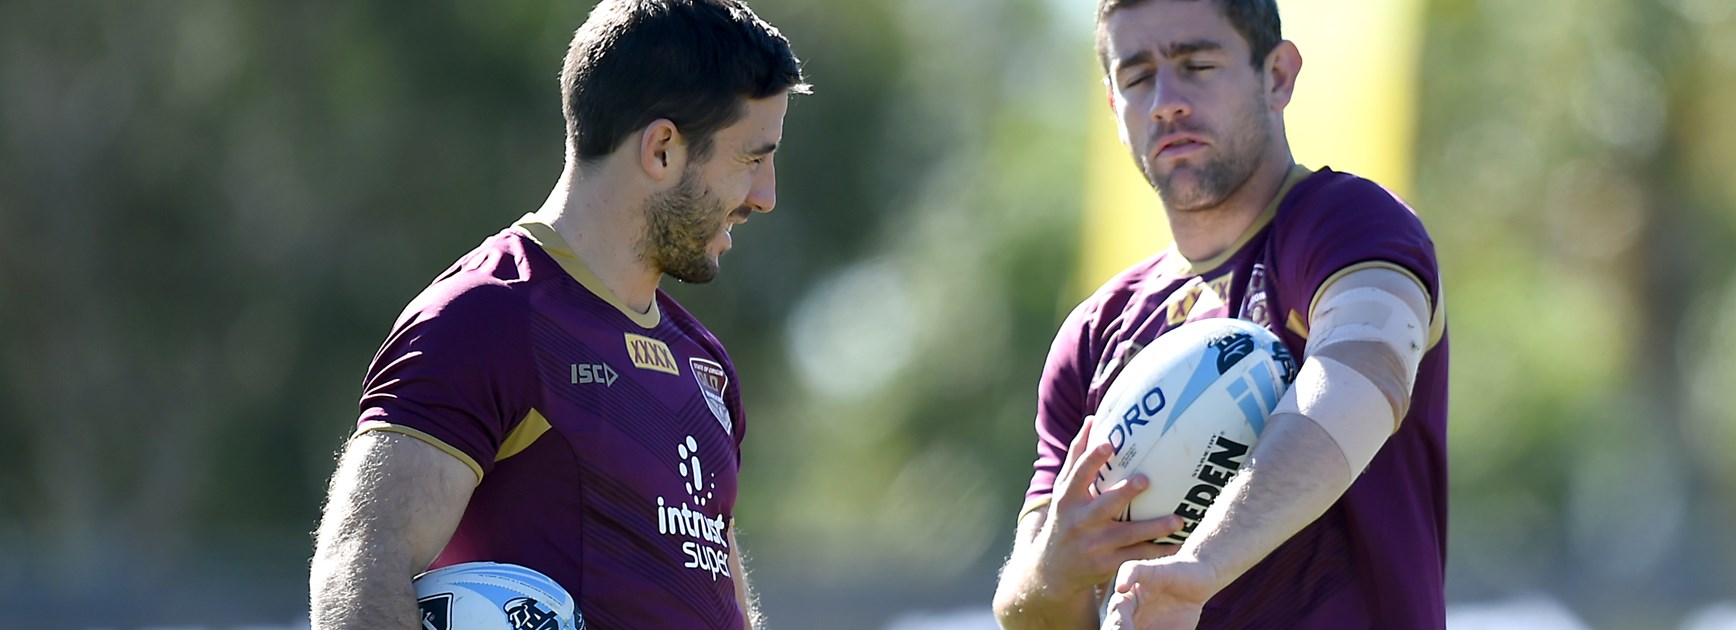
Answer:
[
  {"xmin": 1304, "ymin": 286, "xmax": 1428, "ymax": 389},
  {"xmin": 1280, "ymin": 279, "xmax": 1430, "ymax": 477},
  {"xmin": 1273, "ymin": 356, "xmax": 1394, "ymax": 477}
]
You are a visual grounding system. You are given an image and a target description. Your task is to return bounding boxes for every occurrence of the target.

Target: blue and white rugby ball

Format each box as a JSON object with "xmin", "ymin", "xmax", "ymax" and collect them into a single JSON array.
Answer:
[
  {"xmin": 413, "ymin": 561, "xmax": 584, "ymax": 630},
  {"xmin": 1087, "ymin": 318, "xmax": 1297, "ymax": 542}
]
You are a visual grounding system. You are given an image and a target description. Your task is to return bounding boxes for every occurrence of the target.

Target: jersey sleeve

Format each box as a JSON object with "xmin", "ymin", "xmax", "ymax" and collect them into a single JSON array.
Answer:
[
  {"xmin": 355, "ymin": 275, "xmax": 539, "ymax": 481},
  {"xmin": 1022, "ymin": 300, "xmax": 1098, "ymax": 518},
  {"xmin": 1274, "ymin": 176, "xmax": 1441, "ymax": 327}
]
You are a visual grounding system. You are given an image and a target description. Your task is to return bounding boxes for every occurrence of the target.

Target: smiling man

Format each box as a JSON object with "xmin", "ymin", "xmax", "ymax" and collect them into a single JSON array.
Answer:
[
  {"xmin": 308, "ymin": 1, "xmax": 807, "ymax": 628},
  {"xmin": 992, "ymin": 0, "xmax": 1448, "ymax": 628}
]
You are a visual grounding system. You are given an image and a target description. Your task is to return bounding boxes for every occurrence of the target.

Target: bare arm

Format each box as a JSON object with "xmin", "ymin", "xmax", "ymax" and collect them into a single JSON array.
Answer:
[
  {"xmin": 1192, "ymin": 410, "xmax": 1351, "ymax": 575},
  {"xmin": 309, "ymin": 431, "xmax": 477, "ymax": 629},
  {"xmin": 1105, "ymin": 268, "xmax": 1432, "ymax": 627},
  {"xmin": 994, "ymin": 506, "xmax": 1109, "ymax": 629},
  {"xmin": 1102, "ymin": 413, "xmax": 1354, "ymax": 628},
  {"xmin": 729, "ymin": 527, "xmax": 762, "ymax": 629},
  {"xmin": 1185, "ymin": 268, "xmax": 1431, "ymax": 587}
]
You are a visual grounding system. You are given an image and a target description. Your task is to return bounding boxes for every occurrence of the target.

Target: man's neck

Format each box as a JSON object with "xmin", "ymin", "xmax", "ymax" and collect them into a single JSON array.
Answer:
[
  {"xmin": 533, "ymin": 161, "xmax": 662, "ymax": 314},
  {"xmin": 1167, "ymin": 152, "xmax": 1296, "ymax": 264}
]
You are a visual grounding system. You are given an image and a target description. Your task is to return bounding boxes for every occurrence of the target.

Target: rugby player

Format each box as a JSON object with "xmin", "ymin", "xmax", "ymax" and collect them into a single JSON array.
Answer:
[
  {"xmin": 309, "ymin": 2, "xmax": 807, "ymax": 627},
  {"xmin": 992, "ymin": 1, "xmax": 1449, "ymax": 627}
]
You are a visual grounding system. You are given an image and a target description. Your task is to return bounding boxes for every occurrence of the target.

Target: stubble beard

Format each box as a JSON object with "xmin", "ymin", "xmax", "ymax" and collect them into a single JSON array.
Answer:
[
  {"xmin": 641, "ymin": 166, "xmax": 728, "ymax": 284},
  {"xmin": 1143, "ymin": 89, "xmax": 1273, "ymax": 214}
]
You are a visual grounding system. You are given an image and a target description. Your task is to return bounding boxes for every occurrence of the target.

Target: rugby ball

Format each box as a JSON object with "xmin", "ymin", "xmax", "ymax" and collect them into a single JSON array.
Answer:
[
  {"xmin": 413, "ymin": 561, "xmax": 584, "ymax": 630},
  {"xmin": 1088, "ymin": 318, "xmax": 1297, "ymax": 543}
]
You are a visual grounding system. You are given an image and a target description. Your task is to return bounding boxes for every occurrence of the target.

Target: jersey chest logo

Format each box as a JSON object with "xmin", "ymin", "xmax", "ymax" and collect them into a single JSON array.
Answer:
[
  {"xmin": 1164, "ymin": 273, "xmax": 1235, "ymax": 325},
  {"xmin": 1238, "ymin": 263, "xmax": 1274, "ymax": 328},
  {"xmin": 625, "ymin": 333, "xmax": 681, "ymax": 375},
  {"xmin": 656, "ymin": 435, "xmax": 732, "ymax": 582},
  {"xmin": 689, "ymin": 358, "xmax": 732, "ymax": 435}
]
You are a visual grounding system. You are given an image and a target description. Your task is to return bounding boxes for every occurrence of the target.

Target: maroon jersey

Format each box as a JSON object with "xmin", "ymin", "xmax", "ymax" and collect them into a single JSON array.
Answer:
[
  {"xmin": 356, "ymin": 217, "xmax": 747, "ymax": 629},
  {"xmin": 1025, "ymin": 166, "xmax": 1450, "ymax": 628}
]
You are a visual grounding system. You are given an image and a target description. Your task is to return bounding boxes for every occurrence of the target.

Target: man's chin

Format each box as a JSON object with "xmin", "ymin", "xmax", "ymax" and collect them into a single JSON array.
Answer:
[
  {"xmin": 1157, "ymin": 188, "xmax": 1225, "ymax": 213},
  {"xmin": 665, "ymin": 258, "xmax": 721, "ymax": 284},
  {"xmin": 1149, "ymin": 172, "xmax": 1208, "ymax": 211}
]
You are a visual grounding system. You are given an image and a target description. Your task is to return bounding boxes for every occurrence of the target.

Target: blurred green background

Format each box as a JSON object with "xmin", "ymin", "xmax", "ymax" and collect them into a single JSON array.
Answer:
[{"xmin": 2, "ymin": 0, "xmax": 1735, "ymax": 628}]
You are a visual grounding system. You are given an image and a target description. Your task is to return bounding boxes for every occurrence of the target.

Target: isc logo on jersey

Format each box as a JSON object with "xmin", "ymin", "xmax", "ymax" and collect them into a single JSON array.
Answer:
[
  {"xmin": 654, "ymin": 435, "xmax": 731, "ymax": 581},
  {"xmin": 570, "ymin": 362, "xmax": 617, "ymax": 386}
]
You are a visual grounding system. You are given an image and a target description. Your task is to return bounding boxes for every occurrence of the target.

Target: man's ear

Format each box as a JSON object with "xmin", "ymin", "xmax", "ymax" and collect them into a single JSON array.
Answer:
[
  {"xmin": 639, "ymin": 119, "xmax": 686, "ymax": 181},
  {"xmin": 1265, "ymin": 40, "xmax": 1302, "ymax": 112}
]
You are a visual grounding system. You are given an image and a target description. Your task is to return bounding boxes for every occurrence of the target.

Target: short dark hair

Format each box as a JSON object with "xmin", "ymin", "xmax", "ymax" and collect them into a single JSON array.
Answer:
[
  {"xmin": 1095, "ymin": 0, "xmax": 1281, "ymax": 71},
  {"xmin": 560, "ymin": 0, "xmax": 809, "ymax": 164}
]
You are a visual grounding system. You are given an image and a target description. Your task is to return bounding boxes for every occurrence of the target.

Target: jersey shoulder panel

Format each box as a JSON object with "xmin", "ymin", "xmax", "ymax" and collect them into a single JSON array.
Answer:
[{"xmin": 357, "ymin": 230, "xmax": 548, "ymax": 478}]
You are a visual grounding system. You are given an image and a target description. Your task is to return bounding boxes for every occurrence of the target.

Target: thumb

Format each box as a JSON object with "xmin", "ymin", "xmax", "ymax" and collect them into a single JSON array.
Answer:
[
  {"xmin": 1115, "ymin": 559, "xmax": 1147, "ymax": 593},
  {"xmin": 1102, "ymin": 585, "xmax": 1139, "ymax": 630}
]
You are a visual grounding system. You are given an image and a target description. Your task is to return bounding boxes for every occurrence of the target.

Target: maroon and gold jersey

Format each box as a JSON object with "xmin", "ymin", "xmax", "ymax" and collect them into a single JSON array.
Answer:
[
  {"xmin": 356, "ymin": 217, "xmax": 747, "ymax": 629},
  {"xmin": 1025, "ymin": 166, "xmax": 1450, "ymax": 628}
]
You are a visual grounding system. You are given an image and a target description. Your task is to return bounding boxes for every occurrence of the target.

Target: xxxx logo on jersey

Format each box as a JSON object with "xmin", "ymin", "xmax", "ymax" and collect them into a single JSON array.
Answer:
[{"xmin": 624, "ymin": 333, "xmax": 679, "ymax": 375}]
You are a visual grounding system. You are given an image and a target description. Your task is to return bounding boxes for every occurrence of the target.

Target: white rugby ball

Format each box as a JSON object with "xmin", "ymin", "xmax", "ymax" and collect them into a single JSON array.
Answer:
[
  {"xmin": 1088, "ymin": 318, "xmax": 1297, "ymax": 543},
  {"xmin": 413, "ymin": 561, "xmax": 584, "ymax": 630}
]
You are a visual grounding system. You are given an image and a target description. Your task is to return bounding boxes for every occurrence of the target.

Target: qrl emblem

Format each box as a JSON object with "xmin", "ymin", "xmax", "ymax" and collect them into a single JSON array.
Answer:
[{"xmin": 689, "ymin": 358, "xmax": 732, "ymax": 435}]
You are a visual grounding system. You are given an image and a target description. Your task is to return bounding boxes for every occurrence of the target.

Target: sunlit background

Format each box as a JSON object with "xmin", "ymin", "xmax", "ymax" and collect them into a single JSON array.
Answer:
[{"xmin": 3, "ymin": 0, "xmax": 1735, "ymax": 627}]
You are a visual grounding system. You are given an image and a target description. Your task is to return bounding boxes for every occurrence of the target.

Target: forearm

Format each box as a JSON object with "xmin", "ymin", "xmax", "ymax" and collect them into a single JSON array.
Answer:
[
  {"xmin": 993, "ymin": 538, "xmax": 1102, "ymax": 629},
  {"xmin": 309, "ymin": 530, "xmax": 421, "ymax": 629},
  {"xmin": 1178, "ymin": 411, "xmax": 1352, "ymax": 588}
]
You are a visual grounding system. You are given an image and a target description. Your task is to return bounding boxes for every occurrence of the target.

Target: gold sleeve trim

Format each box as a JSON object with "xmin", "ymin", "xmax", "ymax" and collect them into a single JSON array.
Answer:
[
  {"xmin": 1427, "ymin": 285, "xmax": 1447, "ymax": 350},
  {"xmin": 354, "ymin": 421, "xmax": 485, "ymax": 484},
  {"xmin": 1286, "ymin": 309, "xmax": 1311, "ymax": 339},
  {"xmin": 1017, "ymin": 495, "xmax": 1053, "ymax": 524},
  {"xmin": 497, "ymin": 408, "xmax": 553, "ymax": 463}
]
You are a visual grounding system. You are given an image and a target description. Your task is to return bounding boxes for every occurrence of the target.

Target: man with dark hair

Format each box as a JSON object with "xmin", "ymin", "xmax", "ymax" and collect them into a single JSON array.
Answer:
[
  {"xmin": 992, "ymin": 0, "xmax": 1448, "ymax": 628},
  {"xmin": 309, "ymin": 1, "xmax": 807, "ymax": 628}
]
